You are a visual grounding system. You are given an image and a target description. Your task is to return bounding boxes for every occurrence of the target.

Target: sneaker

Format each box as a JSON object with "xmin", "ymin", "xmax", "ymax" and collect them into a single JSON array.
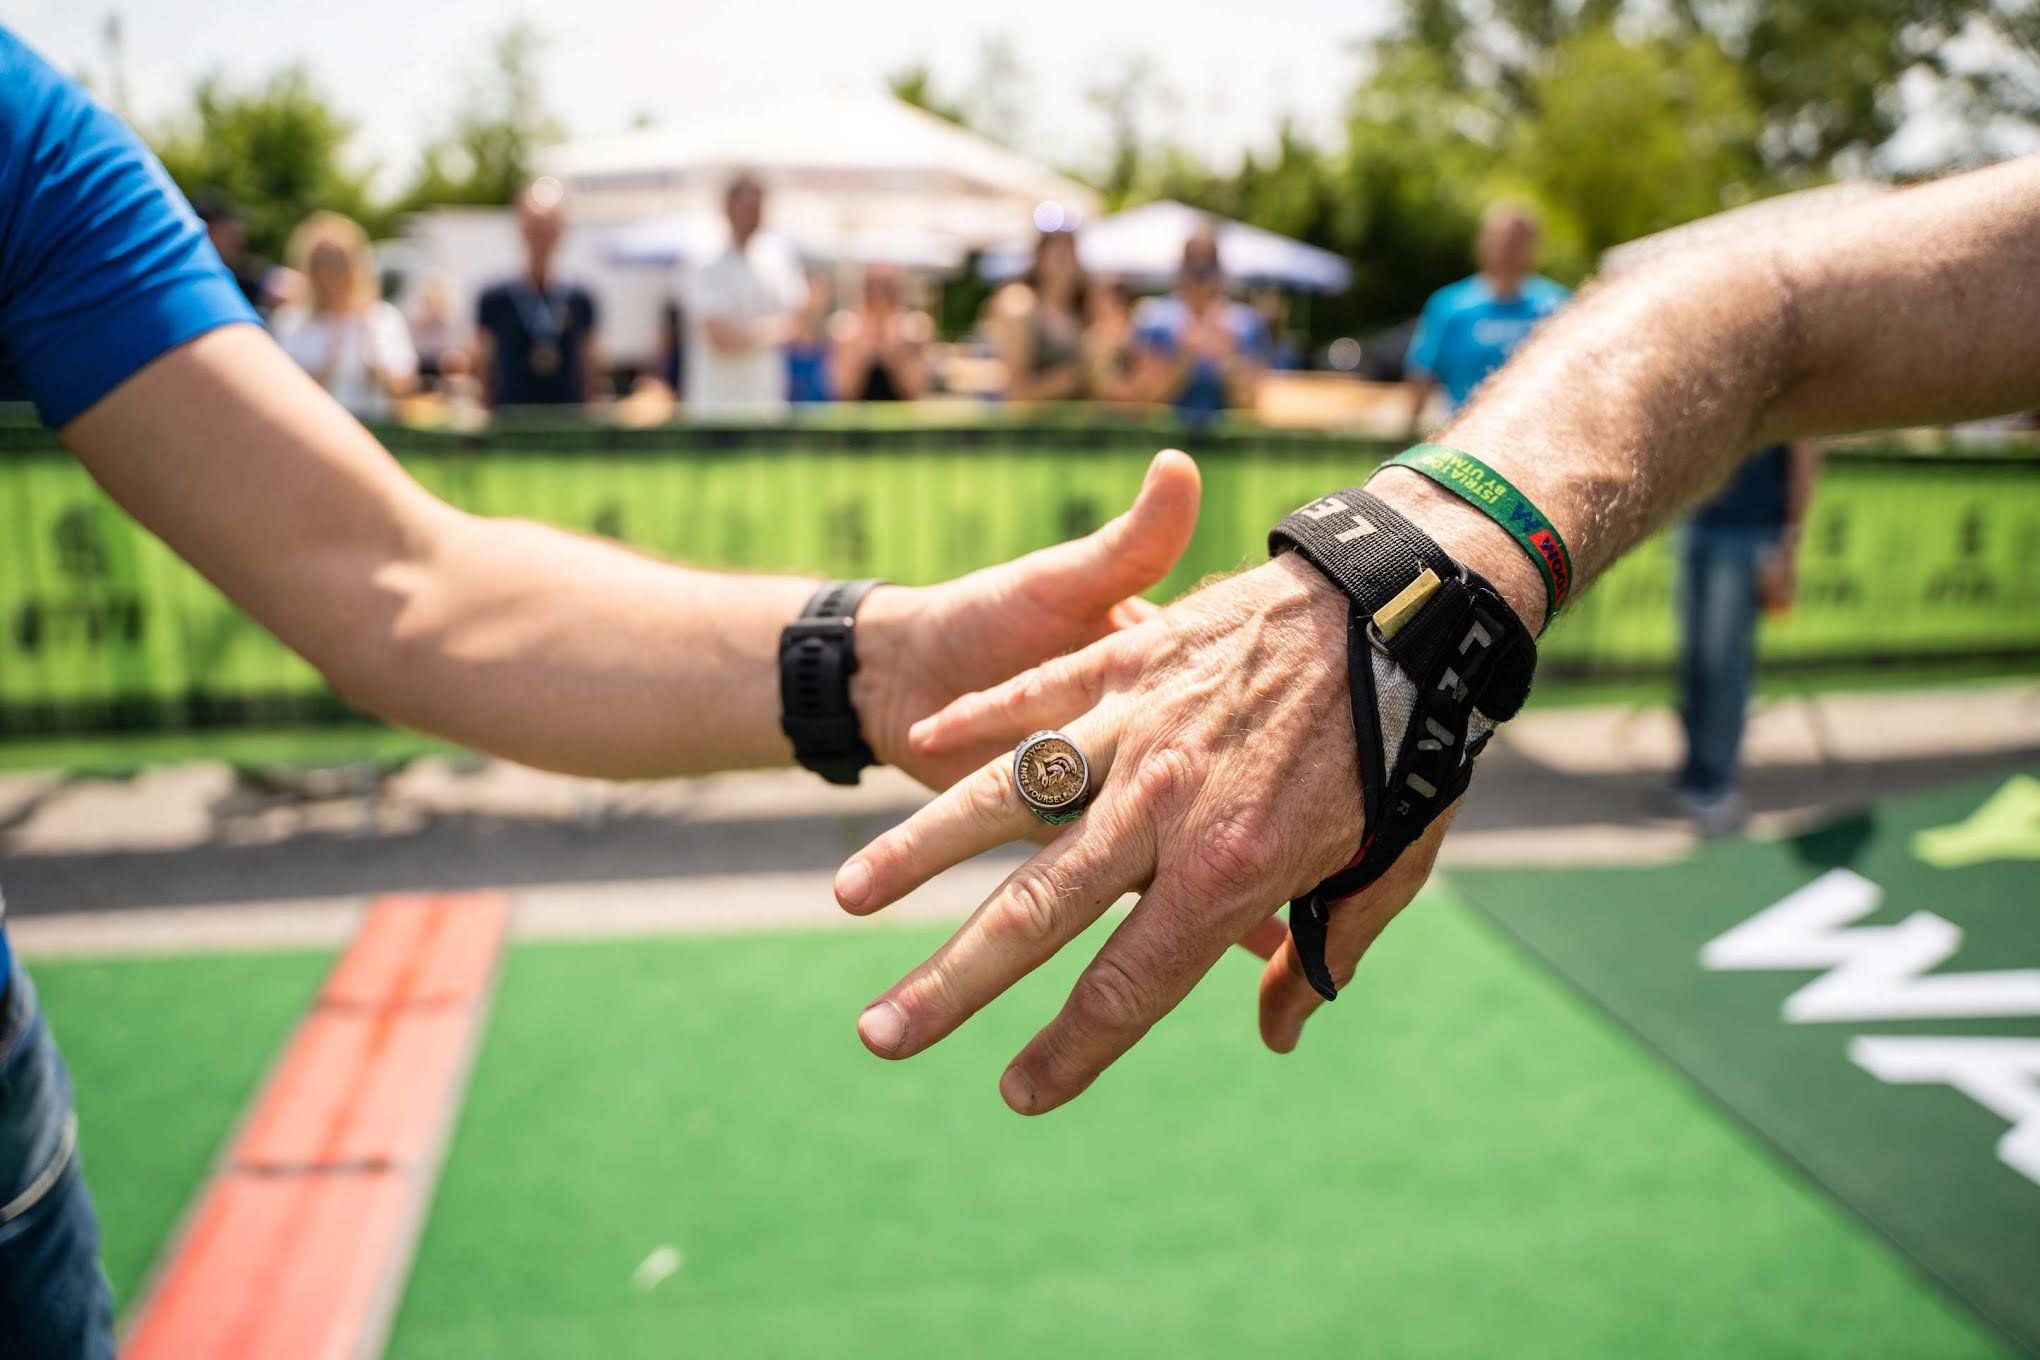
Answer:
[{"xmin": 1674, "ymin": 787, "xmax": 1748, "ymax": 838}]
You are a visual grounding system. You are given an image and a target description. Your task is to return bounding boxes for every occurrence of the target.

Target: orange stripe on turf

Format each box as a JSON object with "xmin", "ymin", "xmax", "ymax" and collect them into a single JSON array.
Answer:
[{"xmin": 124, "ymin": 892, "xmax": 508, "ymax": 1360}]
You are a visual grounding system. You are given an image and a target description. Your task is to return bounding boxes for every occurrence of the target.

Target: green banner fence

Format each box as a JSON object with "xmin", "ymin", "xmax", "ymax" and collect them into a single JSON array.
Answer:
[{"xmin": 3, "ymin": 419, "xmax": 2038, "ymax": 766}]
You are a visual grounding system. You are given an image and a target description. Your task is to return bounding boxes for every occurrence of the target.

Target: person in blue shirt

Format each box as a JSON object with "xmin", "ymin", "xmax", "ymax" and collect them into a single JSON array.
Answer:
[
  {"xmin": 1127, "ymin": 229, "xmax": 1271, "ymax": 429},
  {"xmin": 0, "ymin": 25, "xmax": 1203, "ymax": 1354},
  {"xmin": 1402, "ymin": 203, "xmax": 1570, "ymax": 432}
]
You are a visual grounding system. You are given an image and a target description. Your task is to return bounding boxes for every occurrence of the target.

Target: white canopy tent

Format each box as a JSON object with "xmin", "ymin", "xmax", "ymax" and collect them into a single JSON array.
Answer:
[
  {"xmin": 979, "ymin": 200, "xmax": 1353, "ymax": 294},
  {"xmin": 543, "ymin": 94, "xmax": 1099, "ymax": 273},
  {"xmin": 601, "ymin": 215, "xmax": 969, "ymax": 272}
]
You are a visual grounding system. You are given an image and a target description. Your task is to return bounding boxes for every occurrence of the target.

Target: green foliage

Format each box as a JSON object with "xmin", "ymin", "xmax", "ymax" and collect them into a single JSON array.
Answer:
[
  {"xmin": 887, "ymin": 62, "xmax": 969, "ymax": 128},
  {"xmin": 1386, "ymin": 0, "xmax": 2039, "ymax": 174},
  {"xmin": 393, "ymin": 22, "xmax": 563, "ymax": 211},
  {"xmin": 1503, "ymin": 27, "xmax": 1766, "ymax": 265},
  {"xmin": 146, "ymin": 20, "xmax": 563, "ymax": 256},
  {"xmin": 150, "ymin": 67, "xmax": 384, "ymax": 258},
  {"xmin": 888, "ymin": 36, "xmax": 1034, "ymax": 148}
]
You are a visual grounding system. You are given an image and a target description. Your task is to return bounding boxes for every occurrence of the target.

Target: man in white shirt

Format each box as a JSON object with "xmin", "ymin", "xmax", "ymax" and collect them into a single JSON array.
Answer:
[{"xmin": 684, "ymin": 173, "xmax": 807, "ymax": 417}]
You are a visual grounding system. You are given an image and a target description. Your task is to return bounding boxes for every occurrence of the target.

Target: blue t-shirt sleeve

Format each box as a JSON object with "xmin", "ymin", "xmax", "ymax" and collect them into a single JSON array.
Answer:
[
  {"xmin": 0, "ymin": 27, "xmax": 256, "ymax": 428},
  {"xmin": 1404, "ymin": 288, "xmax": 1449, "ymax": 379}
]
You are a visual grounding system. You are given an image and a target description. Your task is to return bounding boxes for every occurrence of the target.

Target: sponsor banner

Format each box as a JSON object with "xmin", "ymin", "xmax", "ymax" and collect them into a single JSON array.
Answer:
[
  {"xmin": 3, "ymin": 435, "xmax": 2038, "ymax": 740},
  {"xmin": 1454, "ymin": 773, "xmax": 2040, "ymax": 1354}
]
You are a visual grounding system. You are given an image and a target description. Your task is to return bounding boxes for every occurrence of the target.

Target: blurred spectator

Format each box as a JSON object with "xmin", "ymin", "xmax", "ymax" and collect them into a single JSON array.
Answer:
[
  {"xmin": 269, "ymin": 212, "xmax": 417, "ymax": 420},
  {"xmin": 407, "ymin": 276, "xmax": 459, "ymax": 389},
  {"xmin": 475, "ymin": 179, "xmax": 602, "ymax": 409},
  {"xmin": 1671, "ymin": 442, "xmax": 1824, "ymax": 835},
  {"xmin": 684, "ymin": 172, "xmax": 806, "ymax": 417},
  {"xmin": 1250, "ymin": 287, "xmax": 1306, "ymax": 371},
  {"xmin": 191, "ymin": 189, "xmax": 287, "ymax": 316},
  {"xmin": 989, "ymin": 230, "xmax": 1088, "ymax": 401},
  {"xmin": 655, "ymin": 297, "xmax": 685, "ymax": 394},
  {"xmin": 1127, "ymin": 228, "xmax": 1269, "ymax": 427},
  {"xmin": 786, "ymin": 268, "xmax": 834, "ymax": 404},
  {"xmin": 1403, "ymin": 202, "xmax": 1569, "ymax": 434},
  {"xmin": 1083, "ymin": 276, "xmax": 1139, "ymax": 402},
  {"xmin": 832, "ymin": 264, "xmax": 931, "ymax": 402}
]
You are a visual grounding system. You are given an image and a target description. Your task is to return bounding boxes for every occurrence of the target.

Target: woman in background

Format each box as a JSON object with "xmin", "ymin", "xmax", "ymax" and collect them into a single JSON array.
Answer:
[
  {"xmin": 831, "ymin": 264, "xmax": 931, "ymax": 402},
  {"xmin": 269, "ymin": 212, "xmax": 417, "ymax": 421},
  {"xmin": 1083, "ymin": 275, "xmax": 1140, "ymax": 404},
  {"xmin": 990, "ymin": 229, "xmax": 1088, "ymax": 402}
]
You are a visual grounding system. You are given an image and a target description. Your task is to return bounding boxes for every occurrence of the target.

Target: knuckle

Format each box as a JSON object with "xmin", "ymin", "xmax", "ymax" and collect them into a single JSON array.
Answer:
[
  {"xmin": 1127, "ymin": 743, "xmax": 1199, "ymax": 819},
  {"xmin": 967, "ymin": 766, "xmax": 1017, "ymax": 827},
  {"xmin": 1070, "ymin": 953, "xmax": 1155, "ymax": 1034},
  {"xmin": 1188, "ymin": 811, "xmax": 1279, "ymax": 899},
  {"xmin": 990, "ymin": 871, "xmax": 1062, "ymax": 946},
  {"xmin": 1104, "ymin": 635, "xmax": 1150, "ymax": 688},
  {"xmin": 1004, "ymin": 668, "xmax": 1042, "ymax": 715},
  {"xmin": 902, "ymin": 955, "xmax": 962, "ymax": 1018},
  {"xmin": 867, "ymin": 825, "xmax": 914, "ymax": 881}
]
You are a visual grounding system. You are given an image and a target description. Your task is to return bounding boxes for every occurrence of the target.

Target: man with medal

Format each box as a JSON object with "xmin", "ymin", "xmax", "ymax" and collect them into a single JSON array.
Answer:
[{"xmin": 475, "ymin": 177, "xmax": 604, "ymax": 409}]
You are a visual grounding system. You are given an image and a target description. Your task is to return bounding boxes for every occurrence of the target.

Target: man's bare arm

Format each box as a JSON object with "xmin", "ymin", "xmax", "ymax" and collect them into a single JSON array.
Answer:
[
  {"xmin": 1400, "ymin": 374, "xmax": 1436, "ymax": 439},
  {"xmin": 62, "ymin": 325, "xmax": 1200, "ymax": 782},
  {"xmin": 1375, "ymin": 155, "xmax": 2040, "ymax": 621},
  {"xmin": 829, "ymin": 156, "xmax": 2040, "ymax": 1114}
]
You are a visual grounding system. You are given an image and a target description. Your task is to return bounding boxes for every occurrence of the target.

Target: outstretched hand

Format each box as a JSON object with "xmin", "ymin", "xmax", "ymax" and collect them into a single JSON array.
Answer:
[
  {"xmin": 835, "ymin": 552, "xmax": 1447, "ymax": 1114},
  {"xmin": 850, "ymin": 449, "xmax": 1200, "ymax": 793}
]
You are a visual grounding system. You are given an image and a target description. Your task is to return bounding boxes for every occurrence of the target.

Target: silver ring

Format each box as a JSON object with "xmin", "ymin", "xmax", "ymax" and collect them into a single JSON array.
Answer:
[{"xmin": 1014, "ymin": 730, "xmax": 1092, "ymax": 825}]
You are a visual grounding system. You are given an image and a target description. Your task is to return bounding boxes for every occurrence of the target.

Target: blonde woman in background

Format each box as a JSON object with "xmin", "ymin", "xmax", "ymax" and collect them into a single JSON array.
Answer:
[{"xmin": 270, "ymin": 212, "xmax": 417, "ymax": 420}]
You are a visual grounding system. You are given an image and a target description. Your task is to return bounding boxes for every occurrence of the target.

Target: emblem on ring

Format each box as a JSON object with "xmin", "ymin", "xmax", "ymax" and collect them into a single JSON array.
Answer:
[{"xmin": 1014, "ymin": 730, "xmax": 1091, "ymax": 824}]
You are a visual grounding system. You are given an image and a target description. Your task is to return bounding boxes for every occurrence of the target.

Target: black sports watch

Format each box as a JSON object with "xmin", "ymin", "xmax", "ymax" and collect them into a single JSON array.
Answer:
[{"xmin": 778, "ymin": 579, "xmax": 886, "ymax": 785}]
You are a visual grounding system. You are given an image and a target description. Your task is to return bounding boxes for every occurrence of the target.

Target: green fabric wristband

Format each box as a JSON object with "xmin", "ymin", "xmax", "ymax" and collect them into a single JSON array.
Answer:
[{"xmin": 1381, "ymin": 443, "xmax": 1573, "ymax": 621}]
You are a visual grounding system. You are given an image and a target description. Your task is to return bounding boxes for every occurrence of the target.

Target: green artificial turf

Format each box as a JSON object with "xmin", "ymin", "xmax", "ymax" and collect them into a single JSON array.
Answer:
[
  {"xmin": 29, "ymin": 949, "xmax": 333, "ymax": 1310},
  {"xmin": 388, "ymin": 891, "xmax": 2002, "ymax": 1359}
]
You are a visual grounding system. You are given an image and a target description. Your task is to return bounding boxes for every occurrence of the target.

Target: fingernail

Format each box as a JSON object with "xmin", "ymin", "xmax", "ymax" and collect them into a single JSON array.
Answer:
[
  {"xmin": 999, "ymin": 1065, "xmax": 1036, "ymax": 1113},
  {"xmin": 858, "ymin": 1000, "xmax": 906, "ymax": 1054},
  {"xmin": 835, "ymin": 859, "xmax": 872, "ymax": 910}
]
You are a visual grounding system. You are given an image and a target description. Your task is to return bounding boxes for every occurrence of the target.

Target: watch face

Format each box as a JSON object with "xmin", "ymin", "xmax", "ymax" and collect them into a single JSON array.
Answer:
[{"xmin": 1016, "ymin": 734, "xmax": 1088, "ymax": 810}]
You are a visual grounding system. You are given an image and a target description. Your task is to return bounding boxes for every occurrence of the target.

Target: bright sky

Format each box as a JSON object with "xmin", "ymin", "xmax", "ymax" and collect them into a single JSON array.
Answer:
[{"xmin": 9, "ymin": 0, "xmax": 1390, "ymax": 186}]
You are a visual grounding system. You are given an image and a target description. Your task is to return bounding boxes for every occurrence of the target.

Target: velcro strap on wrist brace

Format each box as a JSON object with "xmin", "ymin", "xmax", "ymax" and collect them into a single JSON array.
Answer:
[{"xmin": 1269, "ymin": 489, "xmax": 1538, "ymax": 1001}]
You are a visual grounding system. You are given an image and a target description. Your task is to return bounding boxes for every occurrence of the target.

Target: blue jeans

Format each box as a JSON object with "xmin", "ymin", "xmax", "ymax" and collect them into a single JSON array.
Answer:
[
  {"xmin": 1675, "ymin": 524, "xmax": 1775, "ymax": 801},
  {"xmin": 0, "ymin": 965, "xmax": 116, "ymax": 1359}
]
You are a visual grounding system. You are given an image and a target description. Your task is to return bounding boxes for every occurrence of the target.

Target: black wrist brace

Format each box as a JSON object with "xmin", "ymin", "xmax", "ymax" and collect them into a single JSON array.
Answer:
[
  {"xmin": 1269, "ymin": 489, "xmax": 1538, "ymax": 1001},
  {"xmin": 779, "ymin": 579, "xmax": 885, "ymax": 786}
]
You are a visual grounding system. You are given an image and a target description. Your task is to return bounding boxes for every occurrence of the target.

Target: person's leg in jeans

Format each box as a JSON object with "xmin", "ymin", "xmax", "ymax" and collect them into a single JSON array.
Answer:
[
  {"xmin": 1675, "ymin": 525, "xmax": 1771, "ymax": 827},
  {"xmin": 0, "ymin": 964, "xmax": 117, "ymax": 1359}
]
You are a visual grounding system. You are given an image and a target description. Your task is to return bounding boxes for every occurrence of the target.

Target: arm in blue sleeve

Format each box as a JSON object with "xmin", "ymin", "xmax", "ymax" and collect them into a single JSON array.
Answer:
[{"xmin": 0, "ymin": 27, "xmax": 256, "ymax": 428}]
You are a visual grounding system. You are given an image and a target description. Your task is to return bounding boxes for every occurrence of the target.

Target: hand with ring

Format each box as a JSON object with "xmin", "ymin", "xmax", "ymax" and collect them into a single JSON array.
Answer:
[{"xmin": 834, "ymin": 548, "xmax": 1465, "ymax": 1114}]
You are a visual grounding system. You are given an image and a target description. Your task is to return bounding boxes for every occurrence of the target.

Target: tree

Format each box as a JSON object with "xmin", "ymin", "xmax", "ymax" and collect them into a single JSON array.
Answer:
[
  {"xmin": 150, "ymin": 67, "xmax": 384, "ymax": 258},
  {"xmin": 395, "ymin": 22, "xmax": 563, "ymax": 210},
  {"xmin": 886, "ymin": 36, "xmax": 1037, "ymax": 149},
  {"xmin": 886, "ymin": 61, "xmax": 968, "ymax": 127},
  {"xmin": 1503, "ymin": 27, "xmax": 1765, "ymax": 262},
  {"xmin": 1084, "ymin": 56, "xmax": 1165, "ymax": 206},
  {"xmin": 1377, "ymin": 0, "xmax": 2038, "ymax": 176}
]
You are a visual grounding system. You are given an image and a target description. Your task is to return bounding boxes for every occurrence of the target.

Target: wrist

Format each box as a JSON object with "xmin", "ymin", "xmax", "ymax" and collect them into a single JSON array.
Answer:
[
  {"xmin": 1362, "ymin": 468, "xmax": 1548, "ymax": 636},
  {"xmin": 846, "ymin": 584, "xmax": 913, "ymax": 767},
  {"xmin": 1261, "ymin": 551, "xmax": 1355, "ymax": 645}
]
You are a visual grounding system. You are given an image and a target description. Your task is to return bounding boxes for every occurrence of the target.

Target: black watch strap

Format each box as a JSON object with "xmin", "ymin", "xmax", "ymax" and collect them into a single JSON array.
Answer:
[{"xmin": 779, "ymin": 579, "xmax": 885, "ymax": 786}]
